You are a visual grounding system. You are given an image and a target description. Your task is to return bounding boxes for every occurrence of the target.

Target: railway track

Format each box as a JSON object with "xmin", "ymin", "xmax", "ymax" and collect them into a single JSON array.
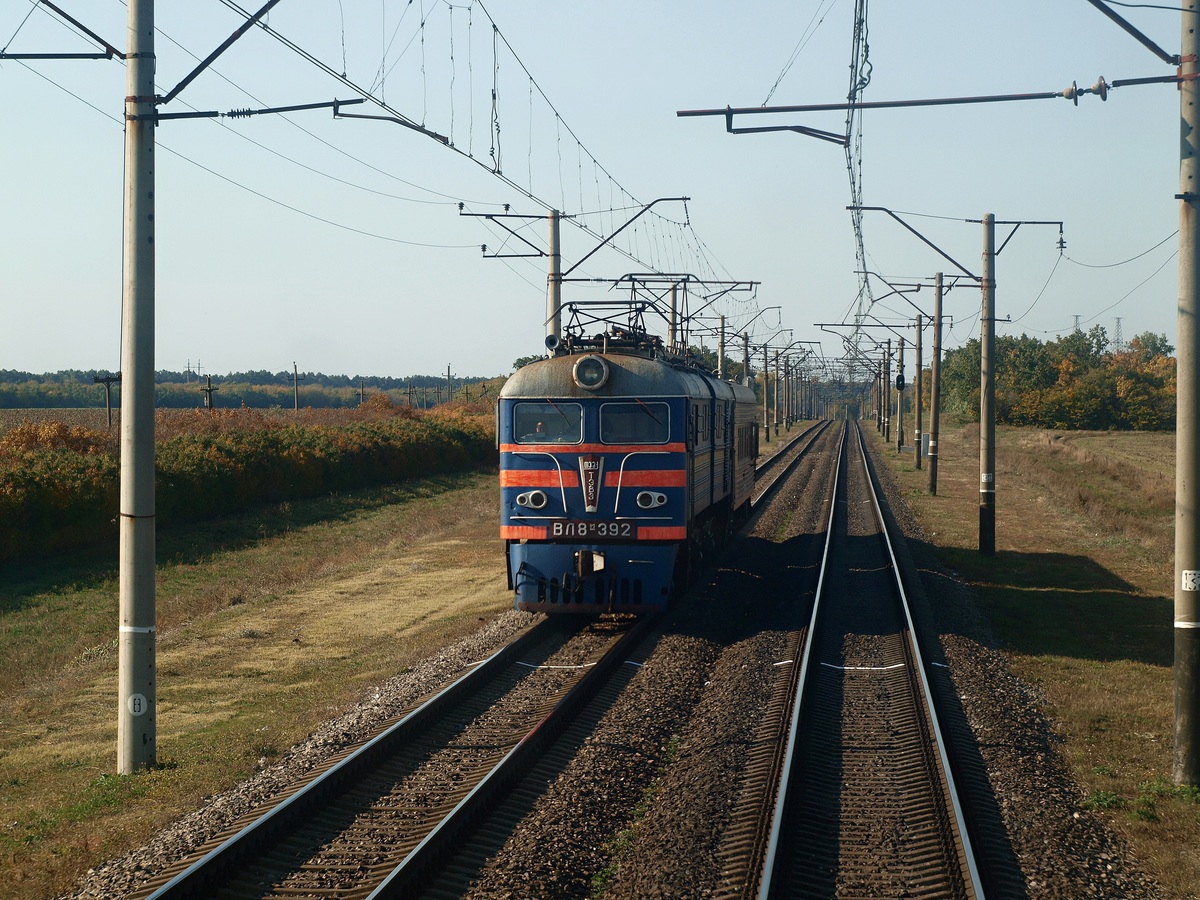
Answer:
[
  {"xmin": 745, "ymin": 420, "xmax": 983, "ymax": 899},
  {"xmin": 752, "ymin": 420, "xmax": 831, "ymax": 505},
  {"xmin": 113, "ymin": 419, "xmax": 997, "ymax": 899},
  {"xmin": 135, "ymin": 615, "xmax": 655, "ymax": 899},
  {"xmin": 126, "ymin": 423, "xmax": 834, "ymax": 900}
]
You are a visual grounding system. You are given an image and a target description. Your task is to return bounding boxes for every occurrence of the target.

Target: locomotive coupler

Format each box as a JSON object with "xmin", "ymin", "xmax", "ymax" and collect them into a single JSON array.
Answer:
[{"xmin": 574, "ymin": 549, "xmax": 606, "ymax": 580}]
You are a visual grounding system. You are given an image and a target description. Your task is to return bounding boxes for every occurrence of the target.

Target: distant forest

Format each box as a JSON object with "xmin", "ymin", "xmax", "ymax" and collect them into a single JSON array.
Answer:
[
  {"xmin": 937, "ymin": 328, "xmax": 1175, "ymax": 431},
  {"xmin": 0, "ymin": 369, "xmax": 501, "ymax": 409}
]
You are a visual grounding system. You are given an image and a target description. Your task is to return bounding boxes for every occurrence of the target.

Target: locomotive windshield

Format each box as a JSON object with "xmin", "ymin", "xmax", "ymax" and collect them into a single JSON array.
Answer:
[
  {"xmin": 600, "ymin": 401, "xmax": 670, "ymax": 444},
  {"xmin": 513, "ymin": 401, "xmax": 583, "ymax": 443}
]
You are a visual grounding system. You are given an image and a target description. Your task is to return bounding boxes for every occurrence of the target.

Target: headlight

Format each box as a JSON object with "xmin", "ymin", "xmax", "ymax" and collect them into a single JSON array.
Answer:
[
  {"xmin": 516, "ymin": 490, "xmax": 548, "ymax": 509},
  {"xmin": 572, "ymin": 355, "xmax": 609, "ymax": 390}
]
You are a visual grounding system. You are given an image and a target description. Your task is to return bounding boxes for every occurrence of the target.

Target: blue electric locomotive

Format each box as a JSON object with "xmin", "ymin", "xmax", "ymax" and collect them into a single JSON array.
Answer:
[{"xmin": 500, "ymin": 330, "xmax": 758, "ymax": 613}]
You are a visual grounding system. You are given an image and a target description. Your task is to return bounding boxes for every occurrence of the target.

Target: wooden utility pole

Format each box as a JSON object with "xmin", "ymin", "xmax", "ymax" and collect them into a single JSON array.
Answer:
[
  {"xmin": 201, "ymin": 375, "xmax": 218, "ymax": 409},
  {"xmin": 93, "ymin": 373, "xmax": 121, "ymax": 428}
]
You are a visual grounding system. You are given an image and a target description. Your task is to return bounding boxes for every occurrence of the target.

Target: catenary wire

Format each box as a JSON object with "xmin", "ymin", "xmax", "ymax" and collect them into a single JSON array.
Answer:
[
  {"xmin": 1064, "ymin": 231, "xmax": 1178, "ymax": 268},
  {"xmin": 9, "ymin": 52, "xmax": 479, "ymax": 249}
]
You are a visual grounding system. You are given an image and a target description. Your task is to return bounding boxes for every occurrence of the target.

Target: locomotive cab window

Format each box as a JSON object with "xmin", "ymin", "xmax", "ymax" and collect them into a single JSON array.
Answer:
[
  {"xmin": 600, "ymin": 402, "xmax": 669, "ymax": 444},
  {"xmin": 513, "ymin": 401, "xmax": 583, "ymax": 443}
]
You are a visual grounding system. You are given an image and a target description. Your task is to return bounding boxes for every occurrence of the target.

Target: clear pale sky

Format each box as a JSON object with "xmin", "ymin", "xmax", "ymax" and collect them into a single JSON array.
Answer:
[{"xmin": 0, "ymin": 1, "xmax": 1186, "ymax": 380}]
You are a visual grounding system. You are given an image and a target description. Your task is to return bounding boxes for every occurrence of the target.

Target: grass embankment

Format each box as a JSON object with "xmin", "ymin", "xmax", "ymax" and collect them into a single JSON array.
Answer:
[
  {"xmin": 0, "ymin": 406, "xmax": 510, "ymax": 899},
  {"xmin": 874, "ymin": 421, "xmax": 1199, "ymax": 898}
]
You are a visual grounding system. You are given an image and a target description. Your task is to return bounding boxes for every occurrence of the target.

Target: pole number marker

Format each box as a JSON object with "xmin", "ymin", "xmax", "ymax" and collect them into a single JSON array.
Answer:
[
  {"xmin": 127, "ymin": 693, "xmax": 148, "ymax": 716},
  {"xmin": 1183, "ymin": 571, "xmax": 1200, "ymax": 591}
]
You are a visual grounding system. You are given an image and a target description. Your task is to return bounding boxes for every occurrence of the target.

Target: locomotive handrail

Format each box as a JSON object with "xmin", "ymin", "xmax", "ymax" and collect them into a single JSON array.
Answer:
[
  {"xmin": 508, "ymin": 450, "xmax": 571, "ymax": 510},
  {"xmin": 610, "ymin": 450, "xmax": 673, "ymax": 513}
]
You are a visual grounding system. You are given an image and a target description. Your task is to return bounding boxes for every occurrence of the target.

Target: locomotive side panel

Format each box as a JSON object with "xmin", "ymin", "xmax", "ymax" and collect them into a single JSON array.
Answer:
[
  {"xmin": 689, "ymin": 399, "xmax": 716, "ymax": 520},
  {"xmin": 729, "ymin": 382, "xmax": 759, "ymax": 513}
]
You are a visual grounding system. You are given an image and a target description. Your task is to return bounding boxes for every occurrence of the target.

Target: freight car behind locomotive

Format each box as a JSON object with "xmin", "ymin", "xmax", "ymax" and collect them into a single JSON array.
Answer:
[{"xmin": 500, "ymin": 332, "xmax": 757, "ymax": 613}]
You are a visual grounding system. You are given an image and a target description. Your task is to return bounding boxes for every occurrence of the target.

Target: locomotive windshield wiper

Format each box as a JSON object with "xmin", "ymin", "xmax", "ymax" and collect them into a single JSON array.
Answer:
[
  {"xmin": 634, "ymin": 398, "xmax": 663, "ymax": 425},
  {"xmin": 544, "ymin": 398, "xmax": 571, "ymax": 422}
]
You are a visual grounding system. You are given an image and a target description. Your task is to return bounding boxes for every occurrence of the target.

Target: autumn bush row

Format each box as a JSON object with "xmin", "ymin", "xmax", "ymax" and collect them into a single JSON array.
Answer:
[{"xmin": 0, "ymin": 402, "xmax": 495, "ymax": 563}]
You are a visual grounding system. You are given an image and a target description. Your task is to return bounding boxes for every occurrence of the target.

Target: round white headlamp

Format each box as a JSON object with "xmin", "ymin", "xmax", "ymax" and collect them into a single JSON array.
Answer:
[{"xmin": 572, "ymin": 355, "xmax": 609, "ymax": 390}]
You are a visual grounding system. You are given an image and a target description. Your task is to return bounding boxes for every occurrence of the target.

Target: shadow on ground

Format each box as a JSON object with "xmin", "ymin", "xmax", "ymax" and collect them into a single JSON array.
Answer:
[{"xmin": 934, "ymin": 547, "xmax": 1172, "ymax": 668}]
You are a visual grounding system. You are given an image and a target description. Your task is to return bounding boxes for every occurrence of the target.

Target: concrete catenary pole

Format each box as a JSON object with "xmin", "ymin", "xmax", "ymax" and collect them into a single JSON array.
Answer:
[
  {"xmin": 718, "ymin": 315, "xmax": 726, "ymax": 380},
  {"xmin": 878, "ymin": 355, "xmax": 888, "ymax": 434},
  {"xmin": 546, "ymin": 209, "xmax": 562, "ymax": 352},
  {"xmin": 896, "ymin": 336, "xmax": 905, "ymax": 453},
  {"xmin": 669, "ymin": 284, "xmax": 678, "ymax": 352},
  {"xmin": 929, "ymin": 273, "xmax": 944, "ymax": 495},
  {"xmin": 914, "ymin": 315, "xmax": 923, "ymax": 471},
  {"xmin": 875, "ymin": 354, "xmax": 883, "ymax": 432},
  {"xmin": 774, "ymin": 350, "xmax": 781, "ymax": 434},
  {"xmin": 785, "ymin": 359, "xmax": 793, "ymax": 427},
  {"xmin": 883, "ymin": 339, "xmax": 891, "ymax": 444},
  {"xmin": 763, "ymin": 345, "xmax": 771, "ymax": 443},
  {"xmin": 980, "ymin": 214, "xmax": 997, "ymax": 555},
  {"xmin": 1176, "ymin": 0, "xmax": 1200, "ymax": 787},
  {"xmin": 742, "ymin": 333, "xmax": 750, "ymax": 387},
  {"xmin": 118, "ymin": 0, "xmax": 157, "ymax": 774}
]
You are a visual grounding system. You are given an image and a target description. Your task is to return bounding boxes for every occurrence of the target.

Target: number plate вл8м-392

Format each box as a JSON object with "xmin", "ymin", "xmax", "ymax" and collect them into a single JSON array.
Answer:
[{"xmin": 549, "ymin": 520, "xmax": 635, "ymax": 540}]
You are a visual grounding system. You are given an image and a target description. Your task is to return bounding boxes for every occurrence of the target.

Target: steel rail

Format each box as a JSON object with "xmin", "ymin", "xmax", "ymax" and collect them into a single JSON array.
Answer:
[
  {"xmin": 854, "ymin": 423, "xmax": 985, "ymax": 898},
  {"xmin": 143, "ymin": 614, "xmax": 655, "ymax": 899},
  {"xmin": 752, "ymin": 419, "xmax": 831, "ymax": 504},
  {"xmin": 143, "ymin": 422, "xmax": 823, "ymax": 898},
  {"xmin": 756, "ymin": 421, "xmax": 985, "ymax": 898},
  {"xmin": 367, "ymin": 613, "xmax": 657, "ymax": 897},
  {"xmin": 143, "ymin": 618, "xmax": 553, "ymax": 899},
  {"xmin": 755, "ymin": 421, "xmax": 847, "ymax": 900}
]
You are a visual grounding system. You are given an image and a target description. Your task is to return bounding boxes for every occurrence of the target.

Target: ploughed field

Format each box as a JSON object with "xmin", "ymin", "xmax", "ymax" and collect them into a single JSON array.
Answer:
[{"xmin": 0, "ymin": 418, "xmax": 1192, "ymax": 898}]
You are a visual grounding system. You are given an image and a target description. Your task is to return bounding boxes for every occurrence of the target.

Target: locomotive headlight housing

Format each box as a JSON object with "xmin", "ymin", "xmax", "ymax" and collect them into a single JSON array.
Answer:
[
  {"xmin": 516, "ymin": 490, "xmax": 548, "ymax": 509},
  {"xmin": 636, "ymin": 491, "xmax": 668, "ymax": 509},
  {"xmin": 572, "ymin": 355, "xmax": 609, "ymax": 390}
]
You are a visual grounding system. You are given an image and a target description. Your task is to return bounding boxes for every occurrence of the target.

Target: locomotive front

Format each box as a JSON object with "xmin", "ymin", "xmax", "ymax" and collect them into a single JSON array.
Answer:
[{"xmin": 499, "ymin": 350, "xmax": 694, "ymax": 613}]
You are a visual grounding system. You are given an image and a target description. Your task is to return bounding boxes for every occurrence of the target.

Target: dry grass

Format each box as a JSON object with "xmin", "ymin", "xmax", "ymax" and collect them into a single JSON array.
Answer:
[
  {"xmin": 876, "ymin": 420, "xmax": 1199, "ymax": 899},
  {"xmin": 0, "ymin": 470, "xmax": 508, "ymax": 899},
  {"xmin": 0, "ymin": 398, "xmax": 495, "ymax": 442},
  {"xmin": 0, "ymin": 409, "xmax": 113, "ymax": 436}
]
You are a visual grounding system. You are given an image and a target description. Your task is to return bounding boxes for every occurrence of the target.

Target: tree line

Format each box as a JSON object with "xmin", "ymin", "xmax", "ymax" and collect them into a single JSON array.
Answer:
[
  {"xmin": 0, "ymin": 369, "xmax": 499, "ymax": 410},
  {"xmin": 937, "ymin": 328, "xmax": 1175, "ymax": 431}
]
